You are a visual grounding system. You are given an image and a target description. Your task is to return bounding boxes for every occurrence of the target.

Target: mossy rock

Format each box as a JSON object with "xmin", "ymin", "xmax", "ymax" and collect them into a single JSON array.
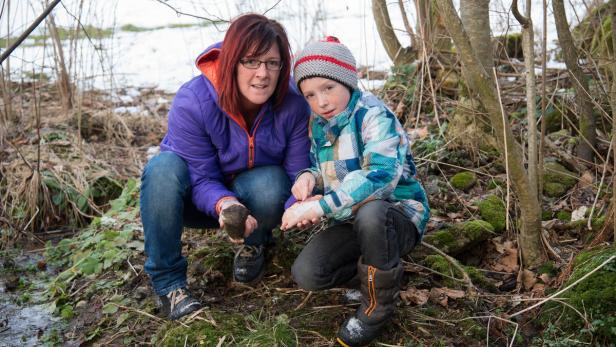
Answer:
[
  {"xmin": 476, "ymin": 195, "xmax": 506, "ymax": 233},
  {"xmin": 543, "ymin": 105, "xmax": 564, "ymax": 133},
  {"xmin": 450, "ymin": 171, "xmax": 477, "ymax": 191},
  {"xmin": 423, "ymin": 220, "xmax": 494, "ymax": 255},
  {"xmin": 556, "ymin": 247, "xmax": 616, "ymax": 342},
  {"xmin": 425, "ymin": 255, "xmax": 497, "ymax": 291},
  {"xmin": 543, "ymin": 162, "xmax": 577, "ymax": 197}
]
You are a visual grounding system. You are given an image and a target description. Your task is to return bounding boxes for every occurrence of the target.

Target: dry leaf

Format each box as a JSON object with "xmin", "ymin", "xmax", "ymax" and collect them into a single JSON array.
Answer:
[
  {"xmin": 532, "ymin": 283, "xmax": 545, "ymax": 295},
  {"xmin": 521, "ymin": 269, "xmax": 537, "ymax": 290},
  {"xmin": 539, "ymin": 273, "xmax": 553, "ymax": 285},
  {"xmin": 578, "ymin": 171, "xmax": 594, "ymax": 188},
  {"xmin": 407, "ymin": 127, "xmax": 429, "ymax": 141},
  {"xmin": 492, "ymin": 241, "xmax": 519, "ymax": 272},
  {"xmin": 571, "ymin": 206, "xmax": 587, "ymax": 222},
  {"xmin": 400, "ymin": 287, "xmax": 429, "ymax": 306},
  {"xmin": 439, "ymin": 287, "xmax": 465, "ymax": 299},
  {"xmin": 429, "ymin": 288, "xmax": 449, "ymax": 307}
]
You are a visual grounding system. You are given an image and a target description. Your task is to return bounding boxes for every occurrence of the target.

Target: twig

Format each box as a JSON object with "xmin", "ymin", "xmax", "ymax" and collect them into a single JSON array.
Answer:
[
  {"xmin": 493, "ymin": 67, "xmax": 511, "ymax": 234},
  {"xmin": 294, "ymin": 291, "xmax": 313, "ymax": 311},
  {"xmin": 153, "ymin": 0, "xmax": 227, "ymax": 24},
  {"xmin": 420, "ymin": 241, "xmax": 475, "ymax": 292},
  {"xmin": 509, "ymin": 255, "xmax": 616, "ymax": 318}
]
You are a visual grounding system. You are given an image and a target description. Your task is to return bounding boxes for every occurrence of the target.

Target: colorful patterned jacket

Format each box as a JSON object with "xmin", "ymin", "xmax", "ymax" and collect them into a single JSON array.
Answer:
[{"xmin": 300, "ymin": 90, "xmax": 430, "ymax": 236}]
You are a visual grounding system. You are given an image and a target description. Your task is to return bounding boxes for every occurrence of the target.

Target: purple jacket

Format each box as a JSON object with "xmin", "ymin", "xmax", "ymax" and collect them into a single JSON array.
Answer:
[{"xmin": 160, "ymin": 42, "xmax": 311, "ymax": 217}]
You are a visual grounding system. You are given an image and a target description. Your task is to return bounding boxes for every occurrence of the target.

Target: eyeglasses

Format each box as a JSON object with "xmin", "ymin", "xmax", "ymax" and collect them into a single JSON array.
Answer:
[{"xmin": 239, "ymin": 58, "xmax": 283, "ymax": 71}]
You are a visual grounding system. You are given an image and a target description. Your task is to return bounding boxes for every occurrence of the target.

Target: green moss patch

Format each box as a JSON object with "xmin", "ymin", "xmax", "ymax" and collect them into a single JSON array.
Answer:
[
  {"xmin": 450, "ymin": 171, "xmax": 477, "ymax": 191},
  {"xmin": 542, "ymin": 247, "xmax": 616, "ymax": 343},
  {"xmin": 423, "ymin": 220, "xmax": 494, "ymax": 255},
  {"xmin": 476, "ymin": 195, "xmax": 506, "ymax": 233},
  {"xmin": 543, "ymin": 162, "xmax": 577, "ymax": 198}
]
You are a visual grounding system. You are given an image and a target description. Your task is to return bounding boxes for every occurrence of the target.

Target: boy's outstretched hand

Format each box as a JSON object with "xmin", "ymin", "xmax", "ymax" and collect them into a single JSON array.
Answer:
[
  {"xmin": 291, "ymin": 172, "xmax": 316, "ymax": 201},
  {"xmin": 281, "ymin": 199, "xmax": 324, "ymax": 230}
]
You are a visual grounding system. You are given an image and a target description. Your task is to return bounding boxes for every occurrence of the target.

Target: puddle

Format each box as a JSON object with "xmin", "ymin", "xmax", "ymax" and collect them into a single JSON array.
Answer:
[
  {"xmin": 0, "ymin": 253, "xmax": 61, "ymax": 347},
  {"xmin": 0, "ymin": 298, "xmax": 59, "ymax": 347}
]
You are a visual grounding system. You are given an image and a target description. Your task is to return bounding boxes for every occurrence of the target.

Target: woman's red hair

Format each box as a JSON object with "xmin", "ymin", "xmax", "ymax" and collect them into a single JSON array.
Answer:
[{"xmin": 218, "ymin": 14, "xmax": 291, "ymax": 116}]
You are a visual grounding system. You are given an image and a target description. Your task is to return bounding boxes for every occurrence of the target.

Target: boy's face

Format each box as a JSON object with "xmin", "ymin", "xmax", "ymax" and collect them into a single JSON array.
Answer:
[{"xmin": 299, "ymin": 77, "xmax": 351, "ymax": 120}]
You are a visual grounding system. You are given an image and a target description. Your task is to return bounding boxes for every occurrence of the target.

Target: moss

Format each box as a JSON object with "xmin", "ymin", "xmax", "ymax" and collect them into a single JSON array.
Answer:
[
  {"xmin": 476, "ymin": 195, "xmax": 506, "ymax": 233},
  {"xmin": 543, "ymin": 162, "xmax": 577, "ymax": 198},
  {"xmin": 487, "ymin": 178, "xmax": 504, "ymax": 190},
  {"xmin": 425, "ymin": 255, "xmax": 496, "ymax": 291},
  {"xmin": 450, "ymin": 171, "xmax": 477, "ymax": 191},
  {"xmin": 537, "ymin": 261, "xmax": 557, "ymax": 276},
  {"xmin": 156, "ymin": 311, "xmax": 243, "ymax": 346},
  {"xmin": 543, "ymin": 105, "xmax": 564, "ymax": 133},
  {"xmin": 545, "ymin": 247, "xmax": 616, "ymax": 342},
  {"xmin": 556, "ymin": 210, "xmax": 571, "ymax": 222},
  {"xmin": 424, "ymin": 220, "xmax": 494, "ymax": 255},
  {"xmin": 541, "ymin": 210, "xmax": 553, "ymax": 221},
  {"xmin": 543, "ymin": 182, "xmax": 568, "ymax": 198}
]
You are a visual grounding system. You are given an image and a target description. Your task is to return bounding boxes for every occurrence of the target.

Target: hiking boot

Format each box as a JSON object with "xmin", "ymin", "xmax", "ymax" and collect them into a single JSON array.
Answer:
[
  {"xmin": 159, "ymin": 287, "xmax": 202, "ymax": 320},
  {"xmin": 336, "ymin": 259, "xmax": 404, "ymax": 347},
  {"xmin": 233, "ymin": 244, "xmax": 266, "ymax": 283}
]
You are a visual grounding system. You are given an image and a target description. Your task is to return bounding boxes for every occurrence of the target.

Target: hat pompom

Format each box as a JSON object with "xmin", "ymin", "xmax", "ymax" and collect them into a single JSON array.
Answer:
[{"xmin": 322, "ymin": 36, "xmax": 340, "ymax": 43}]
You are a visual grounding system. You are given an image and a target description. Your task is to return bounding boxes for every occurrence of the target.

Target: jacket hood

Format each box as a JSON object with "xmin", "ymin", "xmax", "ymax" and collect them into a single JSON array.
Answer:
[{"xmin": 195, "ymin": 41, "xmax": 223, "ymax": 92}]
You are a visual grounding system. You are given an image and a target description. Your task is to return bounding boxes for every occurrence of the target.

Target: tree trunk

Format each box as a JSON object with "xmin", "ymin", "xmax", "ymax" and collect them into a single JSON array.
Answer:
[
  {"xmin": 435, "ymin": 0, "xmax": 547, "ymax": 268},
  {"xmin": 372, "ymin": 0, "xmax": 416, "ymax": 65},
  {"xmin": 552, "ymin": 0, "xmax": 595, "ymax": 163},
  {"xmin": 460, "ymin": 0, "xmax": 492, "ymax": 72},
  {"xmin": 47, "ymin": 12, "xmax": 73, "ymax": 112},
  {"xmin": 513, "ymin": 0, "xmax": 539, "ymax": 194},
  {"xmin": 611, "ymin": 0, "xmax": 616, "ymax": 242}
]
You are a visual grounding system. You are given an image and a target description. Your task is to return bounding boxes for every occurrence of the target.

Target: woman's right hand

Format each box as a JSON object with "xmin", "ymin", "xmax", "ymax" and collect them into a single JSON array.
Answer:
[{"xmin": 291, "ymin": 172, "xmax": 316, "ymax": 201}]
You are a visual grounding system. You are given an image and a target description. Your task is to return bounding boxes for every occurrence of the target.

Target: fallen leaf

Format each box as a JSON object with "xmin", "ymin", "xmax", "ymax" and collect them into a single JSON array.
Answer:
[
  {"xmin": 400, "ymin": 287, "xmax": 429, "ymax": 306},
  {"xmin": 578, "ymin": 171, "xmax": 594, "ymax": 188},
  {"xmin": 491, "ymin": 241, "xmax": 519, "ymax": 272},
  {"xmin": 571, "ymin": 206, "xmax": 587, "ymax": 222},
  {"xmin": 429, "ymin": 288, "xmax": 449, "ymax": 307},
  {"xmin": 539, "ymin": 273, "xmax": 553, "ymax": 285},
  {"xmin": 521, "ymin": 269, "xmax": 537, "ymax": 290},
  {"xmin": 439, "ymin": 287, "xmax": 465, "ymax": 299},
  {"xmin": 532, "ymin": 283, "xmax": 545, "ymax": 295},
  {"xmin": 407, "ymin": 127, "xmax": 429, "ymax": 141}
]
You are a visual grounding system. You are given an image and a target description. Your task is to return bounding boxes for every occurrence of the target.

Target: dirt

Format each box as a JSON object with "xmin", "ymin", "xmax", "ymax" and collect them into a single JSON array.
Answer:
[{"xmin": 220, "ymin": 204, "xmax": 250, "ymax": 240}]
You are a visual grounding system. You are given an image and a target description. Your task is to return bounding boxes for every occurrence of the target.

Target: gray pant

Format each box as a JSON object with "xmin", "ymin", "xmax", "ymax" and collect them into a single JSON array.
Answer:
[{"xmin": 291, "ymin": 200, "xmax": 418, "ymax": 291}]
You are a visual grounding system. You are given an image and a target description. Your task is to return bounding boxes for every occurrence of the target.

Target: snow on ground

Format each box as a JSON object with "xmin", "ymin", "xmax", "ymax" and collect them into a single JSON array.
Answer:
[{"xmin": 1, "ymin": 0, "xmax": 591, "ymax": 93}]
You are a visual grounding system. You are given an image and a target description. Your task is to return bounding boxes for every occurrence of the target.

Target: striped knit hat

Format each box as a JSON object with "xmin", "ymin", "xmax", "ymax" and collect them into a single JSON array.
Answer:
[{"xmin": 293, "ymin": 36, "xmax": 358, "ymax": 91}]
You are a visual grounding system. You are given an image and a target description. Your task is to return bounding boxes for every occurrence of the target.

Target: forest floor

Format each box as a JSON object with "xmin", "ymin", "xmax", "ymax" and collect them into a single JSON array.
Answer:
[{"xmin": 1, "ymin": 76, "xmax": 615, "ymax": 346}]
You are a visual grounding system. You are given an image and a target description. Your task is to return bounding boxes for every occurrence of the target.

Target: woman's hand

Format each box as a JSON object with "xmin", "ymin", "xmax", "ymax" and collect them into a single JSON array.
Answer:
[
  {"xmin": 281, "ymin": 199, "xmax": 324, "ymax": 230},
  {"xmin": 291, "ymin": 172, "xmax": 316, "ymax": 201}
]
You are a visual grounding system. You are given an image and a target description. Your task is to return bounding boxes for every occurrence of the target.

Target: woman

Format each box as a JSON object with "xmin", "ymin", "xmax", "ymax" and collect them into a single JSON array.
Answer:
[{"xmin": 140, "ymin": 14, "xmax": 311, "ymax": 320}]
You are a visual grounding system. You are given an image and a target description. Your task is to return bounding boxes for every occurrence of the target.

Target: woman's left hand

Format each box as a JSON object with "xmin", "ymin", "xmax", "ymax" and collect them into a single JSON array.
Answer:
[{"xmin": 281, "ymin": 200, "xmax": 324, "ymax": 230}]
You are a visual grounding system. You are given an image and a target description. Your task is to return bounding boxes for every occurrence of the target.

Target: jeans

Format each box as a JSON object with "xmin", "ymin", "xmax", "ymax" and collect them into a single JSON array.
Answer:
[
  {"xmin": 141, "ymin": 151, "xmax": 291, "ymax": 296},
  {"xmin": 291, "ymin": 200, "xmax": 418, "ymax": 291}
]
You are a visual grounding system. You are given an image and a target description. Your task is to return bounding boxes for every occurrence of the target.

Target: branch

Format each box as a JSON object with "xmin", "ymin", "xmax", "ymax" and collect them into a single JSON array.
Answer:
[
  {"xmin": 511, "ymin": 0, "xmax": 530, "ymax": 28},
  {"xmin": 153, "ymin": 0, "xmax": 228, "ymax": 24}
]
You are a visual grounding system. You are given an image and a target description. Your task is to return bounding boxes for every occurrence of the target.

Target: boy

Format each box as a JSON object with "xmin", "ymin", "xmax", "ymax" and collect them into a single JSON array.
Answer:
[{"xmin": 281, "ymin": 36, "xmax": 430, "ymax": 346}]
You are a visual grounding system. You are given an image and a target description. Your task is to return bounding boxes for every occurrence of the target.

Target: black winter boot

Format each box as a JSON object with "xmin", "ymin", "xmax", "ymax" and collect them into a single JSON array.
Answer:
[{"xmin": 336, "ymin": 259, "xmax": 403, "ymax": 347}]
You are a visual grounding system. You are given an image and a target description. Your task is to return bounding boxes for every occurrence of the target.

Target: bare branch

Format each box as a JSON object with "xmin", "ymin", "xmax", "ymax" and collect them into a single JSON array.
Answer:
[{"xmin": 511, "ymin": 0, "xmax": 530, "ymax": 28}]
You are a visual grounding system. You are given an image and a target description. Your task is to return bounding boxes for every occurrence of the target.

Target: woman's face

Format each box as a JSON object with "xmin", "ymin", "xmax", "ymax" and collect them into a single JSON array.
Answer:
[{"xmin": 236, "ymin": 42, "xmax": 281, "ymax": 114}]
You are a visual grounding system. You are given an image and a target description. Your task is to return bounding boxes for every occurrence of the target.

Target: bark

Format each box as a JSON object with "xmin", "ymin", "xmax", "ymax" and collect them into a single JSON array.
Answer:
[
  {"xmin": 435, "ymin": 0, "xmax": 547, "ymax": 267},
  {"xmin": 372, "ymin": 0, "xmax": 417, "ymax": 65},
  {"xmin": 460, "ymin": 0, "xmax": 492, "ymax": 72},
  {"xmin": 513, "ymin": 0, "xmax": 539, "ymax": 193},
  {"xmin": 611, "ymin": 0, "xmax": 616, "ymax": 242},
  {"xmin": 47, "ymin": 12, "xmax": 73, "ymax": 111},
  {"xmin": 552, "ymin": 0, "xmax": 596, "ymax": 163}
]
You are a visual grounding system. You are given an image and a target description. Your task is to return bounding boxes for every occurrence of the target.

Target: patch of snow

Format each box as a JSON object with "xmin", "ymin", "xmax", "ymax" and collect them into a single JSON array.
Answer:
[
  {"xmin": 571, "ymin": 206, "xmax": 588, "ymax": 222},
  {"xmin": 344, "ymin": 289, "xmax": 362, "ymax": 302},
  {"xmin": 345, "ymin": 317, "xmax": 364, "ymax": 337},
  {"xmin": 101, "ymin": 215, "xmax": 117, "ymax": 227},
  {"xmin": 114, "ymin": 106, "xmax": 141, "ymax": 114},
  {"xmin": 147, "ymin": 146, "xmax": 160, "ymax": 160}
]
